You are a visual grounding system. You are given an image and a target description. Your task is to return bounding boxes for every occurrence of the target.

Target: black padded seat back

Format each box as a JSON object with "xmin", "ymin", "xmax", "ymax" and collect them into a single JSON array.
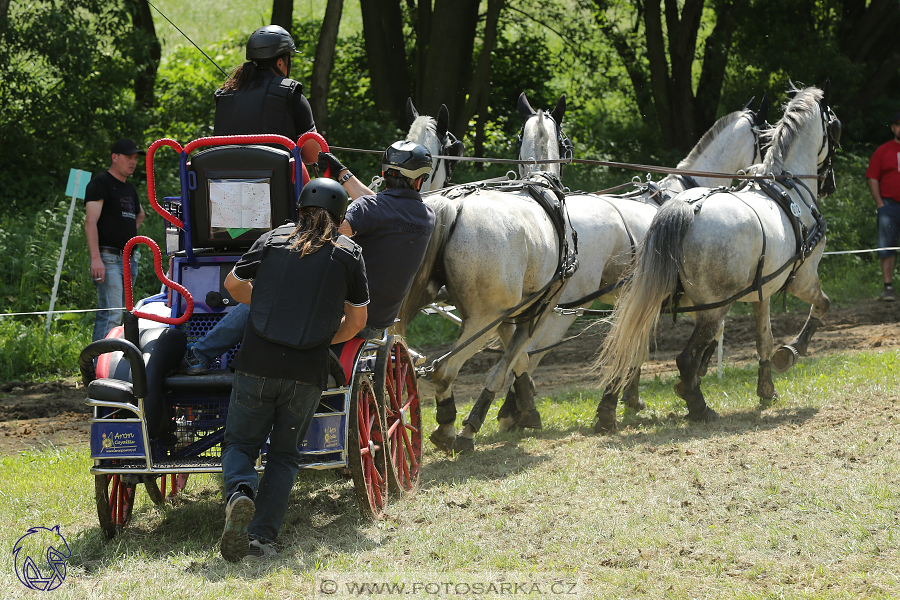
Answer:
[
  {"xmin": 188, "ymin": 145, "xmax": 296, "ymax": 251},
  {"xmin": 88, "ymin": 379, "xmax": 135, "ymax": 404}
]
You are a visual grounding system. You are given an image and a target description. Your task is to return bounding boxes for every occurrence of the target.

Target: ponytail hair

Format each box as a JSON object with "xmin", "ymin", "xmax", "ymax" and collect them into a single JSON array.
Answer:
[
  {"xmin": 219, "ymin": 53, "xmax": 291, "ymax": 93},
  {"xmin": 289, "ymin": 206, "xmax": 340, "ymax": 255}
]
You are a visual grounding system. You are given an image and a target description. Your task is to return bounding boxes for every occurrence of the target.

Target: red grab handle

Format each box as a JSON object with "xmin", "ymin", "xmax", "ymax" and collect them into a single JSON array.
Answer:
[
  {"xmin": 146, "ymin": 138, "xmax": 185, "ymax": 229},
  {"xmin": 123, "ymin": 236, "xmax": 194, "ymax": 325},
  {"xmin": 297, "ymin": 132, "xmax": 331, "ymax": 179}
]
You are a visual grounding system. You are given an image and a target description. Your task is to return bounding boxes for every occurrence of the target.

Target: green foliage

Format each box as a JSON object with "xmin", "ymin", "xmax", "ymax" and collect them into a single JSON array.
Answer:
[{"xmin": 0, "ymin": 0, "xmax": 145, "ymax": 215}]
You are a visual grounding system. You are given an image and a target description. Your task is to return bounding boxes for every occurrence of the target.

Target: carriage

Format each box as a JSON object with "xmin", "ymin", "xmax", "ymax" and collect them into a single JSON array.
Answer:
[{"xmin": 78, "ymin": 133, "xmax": 423, "ymax": 538}]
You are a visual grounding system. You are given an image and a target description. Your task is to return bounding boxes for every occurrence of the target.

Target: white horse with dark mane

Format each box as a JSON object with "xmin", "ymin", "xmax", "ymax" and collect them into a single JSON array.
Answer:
[
  {"xmin": 395, "ymin": 91, "xmax": 772, "ymax": 452},
  {"xmin": 596, "ymin": 83, "xmax": 841, "ymax": 422},
  {"xmin": 405, "ymin": 98, "xmax": 464, "ymax": 191},
  {"xmin": 502, "ymin": 92, "xmax": 772, "ymax": 434}
]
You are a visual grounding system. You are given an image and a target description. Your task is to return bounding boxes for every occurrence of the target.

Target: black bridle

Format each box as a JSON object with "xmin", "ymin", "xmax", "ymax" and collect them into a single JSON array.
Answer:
[{"xmin": 515, "ymin": 112, "xmax": 574, "ymax": 171}]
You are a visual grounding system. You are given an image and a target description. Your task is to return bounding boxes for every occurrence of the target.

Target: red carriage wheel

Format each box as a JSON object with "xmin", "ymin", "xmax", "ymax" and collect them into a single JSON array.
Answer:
[
  {"xmin": 375, "ymin": 336, "xmax": 422, "ymax": 496},
  {"xmin": 95, "ymin": 473, "xmax": 136, "ymax": 539},
  {"xmin": 348, "ymin": 374, "xmax": 388, "ymax": 519}
]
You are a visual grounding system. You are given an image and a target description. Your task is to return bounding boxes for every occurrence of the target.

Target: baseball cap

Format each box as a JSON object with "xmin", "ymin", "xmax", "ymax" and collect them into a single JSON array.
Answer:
[{"xmin": 110, "ymin": 138, "xmax": 145, "ymax": 156}]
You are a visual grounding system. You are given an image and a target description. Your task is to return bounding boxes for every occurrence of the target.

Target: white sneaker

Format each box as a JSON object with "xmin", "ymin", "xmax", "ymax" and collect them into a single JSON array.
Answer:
[{"xmin": 247, "ymin": 539, "xmax": 278, "ymax": 558}]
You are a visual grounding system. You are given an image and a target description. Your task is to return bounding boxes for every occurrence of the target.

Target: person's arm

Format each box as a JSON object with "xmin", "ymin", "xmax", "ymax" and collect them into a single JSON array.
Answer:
[
  {"xmin": 338, "ymin": 219, "xmax": 354, "ymax": 237},
  {"xmin": 135, "ymin": 202, "xmax": 146, "ymax": 229},
  {"xmin": 868, "ymin": 178, "xmax": 884, "ymax": 209},
  {"xmin": 331, "ymin": 303, "xmax": 367, "ymax": 344},
  {"xmin": 224, "ymin": 271, "xmax": 253, "ymax": 305},
  {"xmin": 85, "ymin": 200, "xmax": 105, "ymax": 283},
  {"xmin": 318, "ymin": 151, "xmax": 374, "ymax": 199}
]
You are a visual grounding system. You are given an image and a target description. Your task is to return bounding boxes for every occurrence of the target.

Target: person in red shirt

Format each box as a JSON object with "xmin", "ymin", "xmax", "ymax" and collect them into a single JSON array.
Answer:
[{"xmin": 866, "ymin": 110, "xmax": 900, "ymax": 301}]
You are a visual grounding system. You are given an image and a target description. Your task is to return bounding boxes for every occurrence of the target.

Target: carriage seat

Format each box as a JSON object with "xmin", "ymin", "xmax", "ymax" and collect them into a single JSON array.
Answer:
[
  {"xmin": 188, "ymin": 145, "xmax": 296, "ymax": 252},
  {"xmin": 87, "ymin": 378, "xmax": 136, "ymax": 405}
]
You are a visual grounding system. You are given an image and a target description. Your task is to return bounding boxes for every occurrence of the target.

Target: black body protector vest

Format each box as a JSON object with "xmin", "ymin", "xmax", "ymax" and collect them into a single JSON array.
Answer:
[
  {"xmin": 213, "ymin": 74, "xmax": 300, "ymax": 139},
  {"xmin": 249, "ymin": 224, "xmax": 362, "ymax": 349}
]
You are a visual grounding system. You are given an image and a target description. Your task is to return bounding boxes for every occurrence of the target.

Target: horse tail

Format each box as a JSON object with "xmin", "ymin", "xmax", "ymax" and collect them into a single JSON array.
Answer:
[
  {"xmin": 393, "ymin": 195, "xmax": 462, "ymax": 336},
  {"xmin": 594, "ymin": 199, "xmax": 695, "ymax": 388}
]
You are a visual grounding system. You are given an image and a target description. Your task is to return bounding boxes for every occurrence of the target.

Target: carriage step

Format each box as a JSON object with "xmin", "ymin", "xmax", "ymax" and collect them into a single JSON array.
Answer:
[{"xmin": 165, "ymin": 371, "xmax": 233, "ymax": 393}]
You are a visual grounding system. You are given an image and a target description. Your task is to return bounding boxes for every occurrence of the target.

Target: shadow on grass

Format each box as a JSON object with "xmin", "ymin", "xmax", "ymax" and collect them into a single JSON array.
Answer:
[{"xmin": 69, "ymin": 469, "xmax": 380, "ymax": 580}]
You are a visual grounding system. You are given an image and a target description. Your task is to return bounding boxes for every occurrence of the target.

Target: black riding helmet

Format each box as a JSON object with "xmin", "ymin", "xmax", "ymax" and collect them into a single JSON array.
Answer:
[
  {"xmin": 382, "ymin": 141, "xmax": 433, "ymax": 182},
  {"xmin": 246, "ymin": 25, "xmax": 299, "ymax": 61},
  {"xmin": 298, "ymin": 178, "xmax": 350, "ymax": 222}
]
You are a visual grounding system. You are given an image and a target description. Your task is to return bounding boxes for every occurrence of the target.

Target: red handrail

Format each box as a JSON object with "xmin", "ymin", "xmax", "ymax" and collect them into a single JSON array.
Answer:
[
  {"xmin": 297, "ymin": 132, "xmax": 331, "ymax": 178},
  {"xmin": 146, "ymin": 138, "xmax": 185, "ymax": 228},
  {"xmin": 123, "ymin": 236, "xmax": 193, "ymax": 325}
]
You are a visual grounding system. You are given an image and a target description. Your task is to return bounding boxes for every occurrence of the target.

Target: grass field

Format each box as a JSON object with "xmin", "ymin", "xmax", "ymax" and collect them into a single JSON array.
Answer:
[{"xmin": 1, "ymin": 349, "xmax": 898, "ymax": 598}]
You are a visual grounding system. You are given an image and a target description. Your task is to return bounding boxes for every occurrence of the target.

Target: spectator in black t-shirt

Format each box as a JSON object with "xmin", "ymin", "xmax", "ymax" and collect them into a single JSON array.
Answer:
[{"xmin": 84, "ymin": 138, "xmax": 146, "ymax": 341}]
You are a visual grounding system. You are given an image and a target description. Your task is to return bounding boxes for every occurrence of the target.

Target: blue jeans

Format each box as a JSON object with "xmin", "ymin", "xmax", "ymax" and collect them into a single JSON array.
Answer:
[
  {"xmin": 221, "ymin": 370, "xmax": 321, "ymax": 544},
  {"xmin": 192, "ymin": 303, "xmax": 249, "ymax": 368},
  {"xmin": 93, "ymin": 249, "xmax": 138, "ymax": 342},
  {"xmin": 877, "ymin": 200, "xmax": 900, "ymax": 259}
]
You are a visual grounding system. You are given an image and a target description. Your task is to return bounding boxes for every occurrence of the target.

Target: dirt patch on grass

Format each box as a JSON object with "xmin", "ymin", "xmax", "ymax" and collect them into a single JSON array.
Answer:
[{"xmin": 1, "ymin": 298, "xmax": 899, "ymax": 454}]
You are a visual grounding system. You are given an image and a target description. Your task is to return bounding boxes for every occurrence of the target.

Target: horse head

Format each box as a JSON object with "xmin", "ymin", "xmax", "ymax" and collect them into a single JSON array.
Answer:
[
  {"xmin": 516, "ymin": 92, "xmax": 571, "ymax": 178},
  {"xmin": 405, "ymin": 98, "xmax": 464, "ymax": 191}
]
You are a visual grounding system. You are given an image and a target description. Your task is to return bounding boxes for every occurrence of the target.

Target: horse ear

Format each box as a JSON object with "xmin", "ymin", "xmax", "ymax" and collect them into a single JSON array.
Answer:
[
  {"xmin": 518, "ymin": 92, "xmax": 536, "ymax": 120},
  {"xmin": 436, "ymin": 104, "xmax": 450, "ymax": 138},
  {"xmin": 742, "ymin": 96, "xmax": 756, "ymax": 112},
  {"xmin": 786, "ymin": 79, "xmax": 799, "ymax": 99},
  {"xmin": 551, "ymin": 94, "xmax": 567, "ymax": 126},
  {"xmin": 820, "ymin": 78, "xmax": 831, "ymax": 106},
  {"xmin": 406, "ymin": 97, "xmax": 419, "ymax": 126},
  {"xmin": 758, "ymin": 93, "xmax": 770, "ymax": 124}
]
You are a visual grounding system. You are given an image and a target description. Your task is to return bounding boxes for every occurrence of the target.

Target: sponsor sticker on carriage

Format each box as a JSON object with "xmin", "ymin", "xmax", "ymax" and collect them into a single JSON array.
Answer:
[
  {"xmin": 301, "ymin": 415, "xmax": 345, "ymax": 452},
  {"xmin": 90, "ymin": 423, "xmax": 146, "ymax": 458}
]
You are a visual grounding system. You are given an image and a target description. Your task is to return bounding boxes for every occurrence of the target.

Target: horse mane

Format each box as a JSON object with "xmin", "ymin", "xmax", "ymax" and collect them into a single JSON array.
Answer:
[
  {"xmin": 408, "ymin": 116, "xmax": 438, "ymax": 149},
  {"xmin": 761, "ymin": 86, "xmax": 823, "ymax": 175},
  {"xmin": 677, "ymin": 111, "xmax": 742, "ymax": 169}
]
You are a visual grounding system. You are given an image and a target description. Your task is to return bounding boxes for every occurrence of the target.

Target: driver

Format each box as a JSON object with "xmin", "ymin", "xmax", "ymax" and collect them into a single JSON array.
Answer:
[{"xmin": 213, "ymin": 24, "xmax": 320, "ymax": 165}]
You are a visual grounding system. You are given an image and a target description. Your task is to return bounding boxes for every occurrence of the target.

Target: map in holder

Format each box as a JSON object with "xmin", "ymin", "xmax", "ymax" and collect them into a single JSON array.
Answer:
[{"xmin": 208, "ymin": 179, "xmax": 272, "ymax": 231}]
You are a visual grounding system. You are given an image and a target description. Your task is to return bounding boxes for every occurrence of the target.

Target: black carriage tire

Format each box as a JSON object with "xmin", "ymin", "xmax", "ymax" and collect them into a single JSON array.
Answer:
[
  {"xmin": 144, "ymin": 474, "xmax": 190, "ymax": 505},
  {"xmin": 374, "ymin": 335, "xmax": 423, "ymax": 497},
  {"xmin": 348, "ymin": 374, "xmax": 388, "ymax": 520},
  {"xmin": 95, "ymin": 474, "xmax": 136, "ymax": 539}
]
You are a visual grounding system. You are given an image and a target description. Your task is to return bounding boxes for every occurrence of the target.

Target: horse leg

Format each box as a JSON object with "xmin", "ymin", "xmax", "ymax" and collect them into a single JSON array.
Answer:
[
  {"xmin": 495, "ymin": 323, "xmax": 522, "ymax": 432},
  {"xmin": 620, "ymin": 367, "xmax": 646, "ymax": 411},
  {"xmin": 752, "ymin": 300, "xmax": 777, "ymax": 403},
  {"xmin": 775, "ymin": 262, "xmax": 832, "ymax": 370},
  {"xmin": 594, "ymin": 378, "xmax": 622, "ymax": 434},
  {"xmin": 428, "ymin": 321, "xmax": 502, "ymax": 453},
  {"xmin": 455, "ymin": 319, "xmax": 549, "ymax": 453},
  {"xmin": 673, "ymin": 311, "xmax": 726, "ymax": 422}
]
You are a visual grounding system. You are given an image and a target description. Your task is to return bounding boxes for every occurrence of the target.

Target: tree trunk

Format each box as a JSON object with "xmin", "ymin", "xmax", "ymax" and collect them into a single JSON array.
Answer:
[
  {"xmin": 464, "ymin": 0, "xmax": 505, "ymax": 160},
  {"xmin": 126, "ymin": 0, "xmax": 161, "ymax": 110},
  {"xmin": 271, "ymin": 0, "xmax": 294, "ymax": 35},
  {"xmin": 0, "ymin": 0, "xmax": 10, "ymax": 33},
  {"xmin": 359, "ymin": 0, "xmax": 409, "ymax": 126},
  {"xmin": 310, "ymin": 0, "xmax": 343, "ymax": 136},
  {"xmin": 694, "ymin": 0, "xmax": 746, "ymax": 131},
  {"xmin": 414, "ymin": 0, "xmax": 432, "ymax": 110},
  {"xmin": 419, "ymin": 0, "xmax": 480, "ymax": 133}
]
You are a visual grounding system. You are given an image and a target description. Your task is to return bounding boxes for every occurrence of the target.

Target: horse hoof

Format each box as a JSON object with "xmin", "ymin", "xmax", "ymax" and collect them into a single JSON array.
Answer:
[
  {"xmin": 429, "ymin": 429, "xmax": 455, "ymax": 453},
  {"xmin": 772, "ymin": 345, "xmax": 799, "ymax": 373},
  {"xmin": 515, "ymin": 408, "xmax": 543, "ymax": 430},
  {"xmin": 451, "ymin": 436, "xmax": 475, "ymax": 455},
  {"xmin": 758, "ymin": 392, "xmax": 778, "ymax": 409},
  {"xmin": 686, "ymin": 407, "xmax": 720, "ymax": 423},
  {"xmin": 593, "ymin": 417, "xmax": 618, "ymax": 434}
]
